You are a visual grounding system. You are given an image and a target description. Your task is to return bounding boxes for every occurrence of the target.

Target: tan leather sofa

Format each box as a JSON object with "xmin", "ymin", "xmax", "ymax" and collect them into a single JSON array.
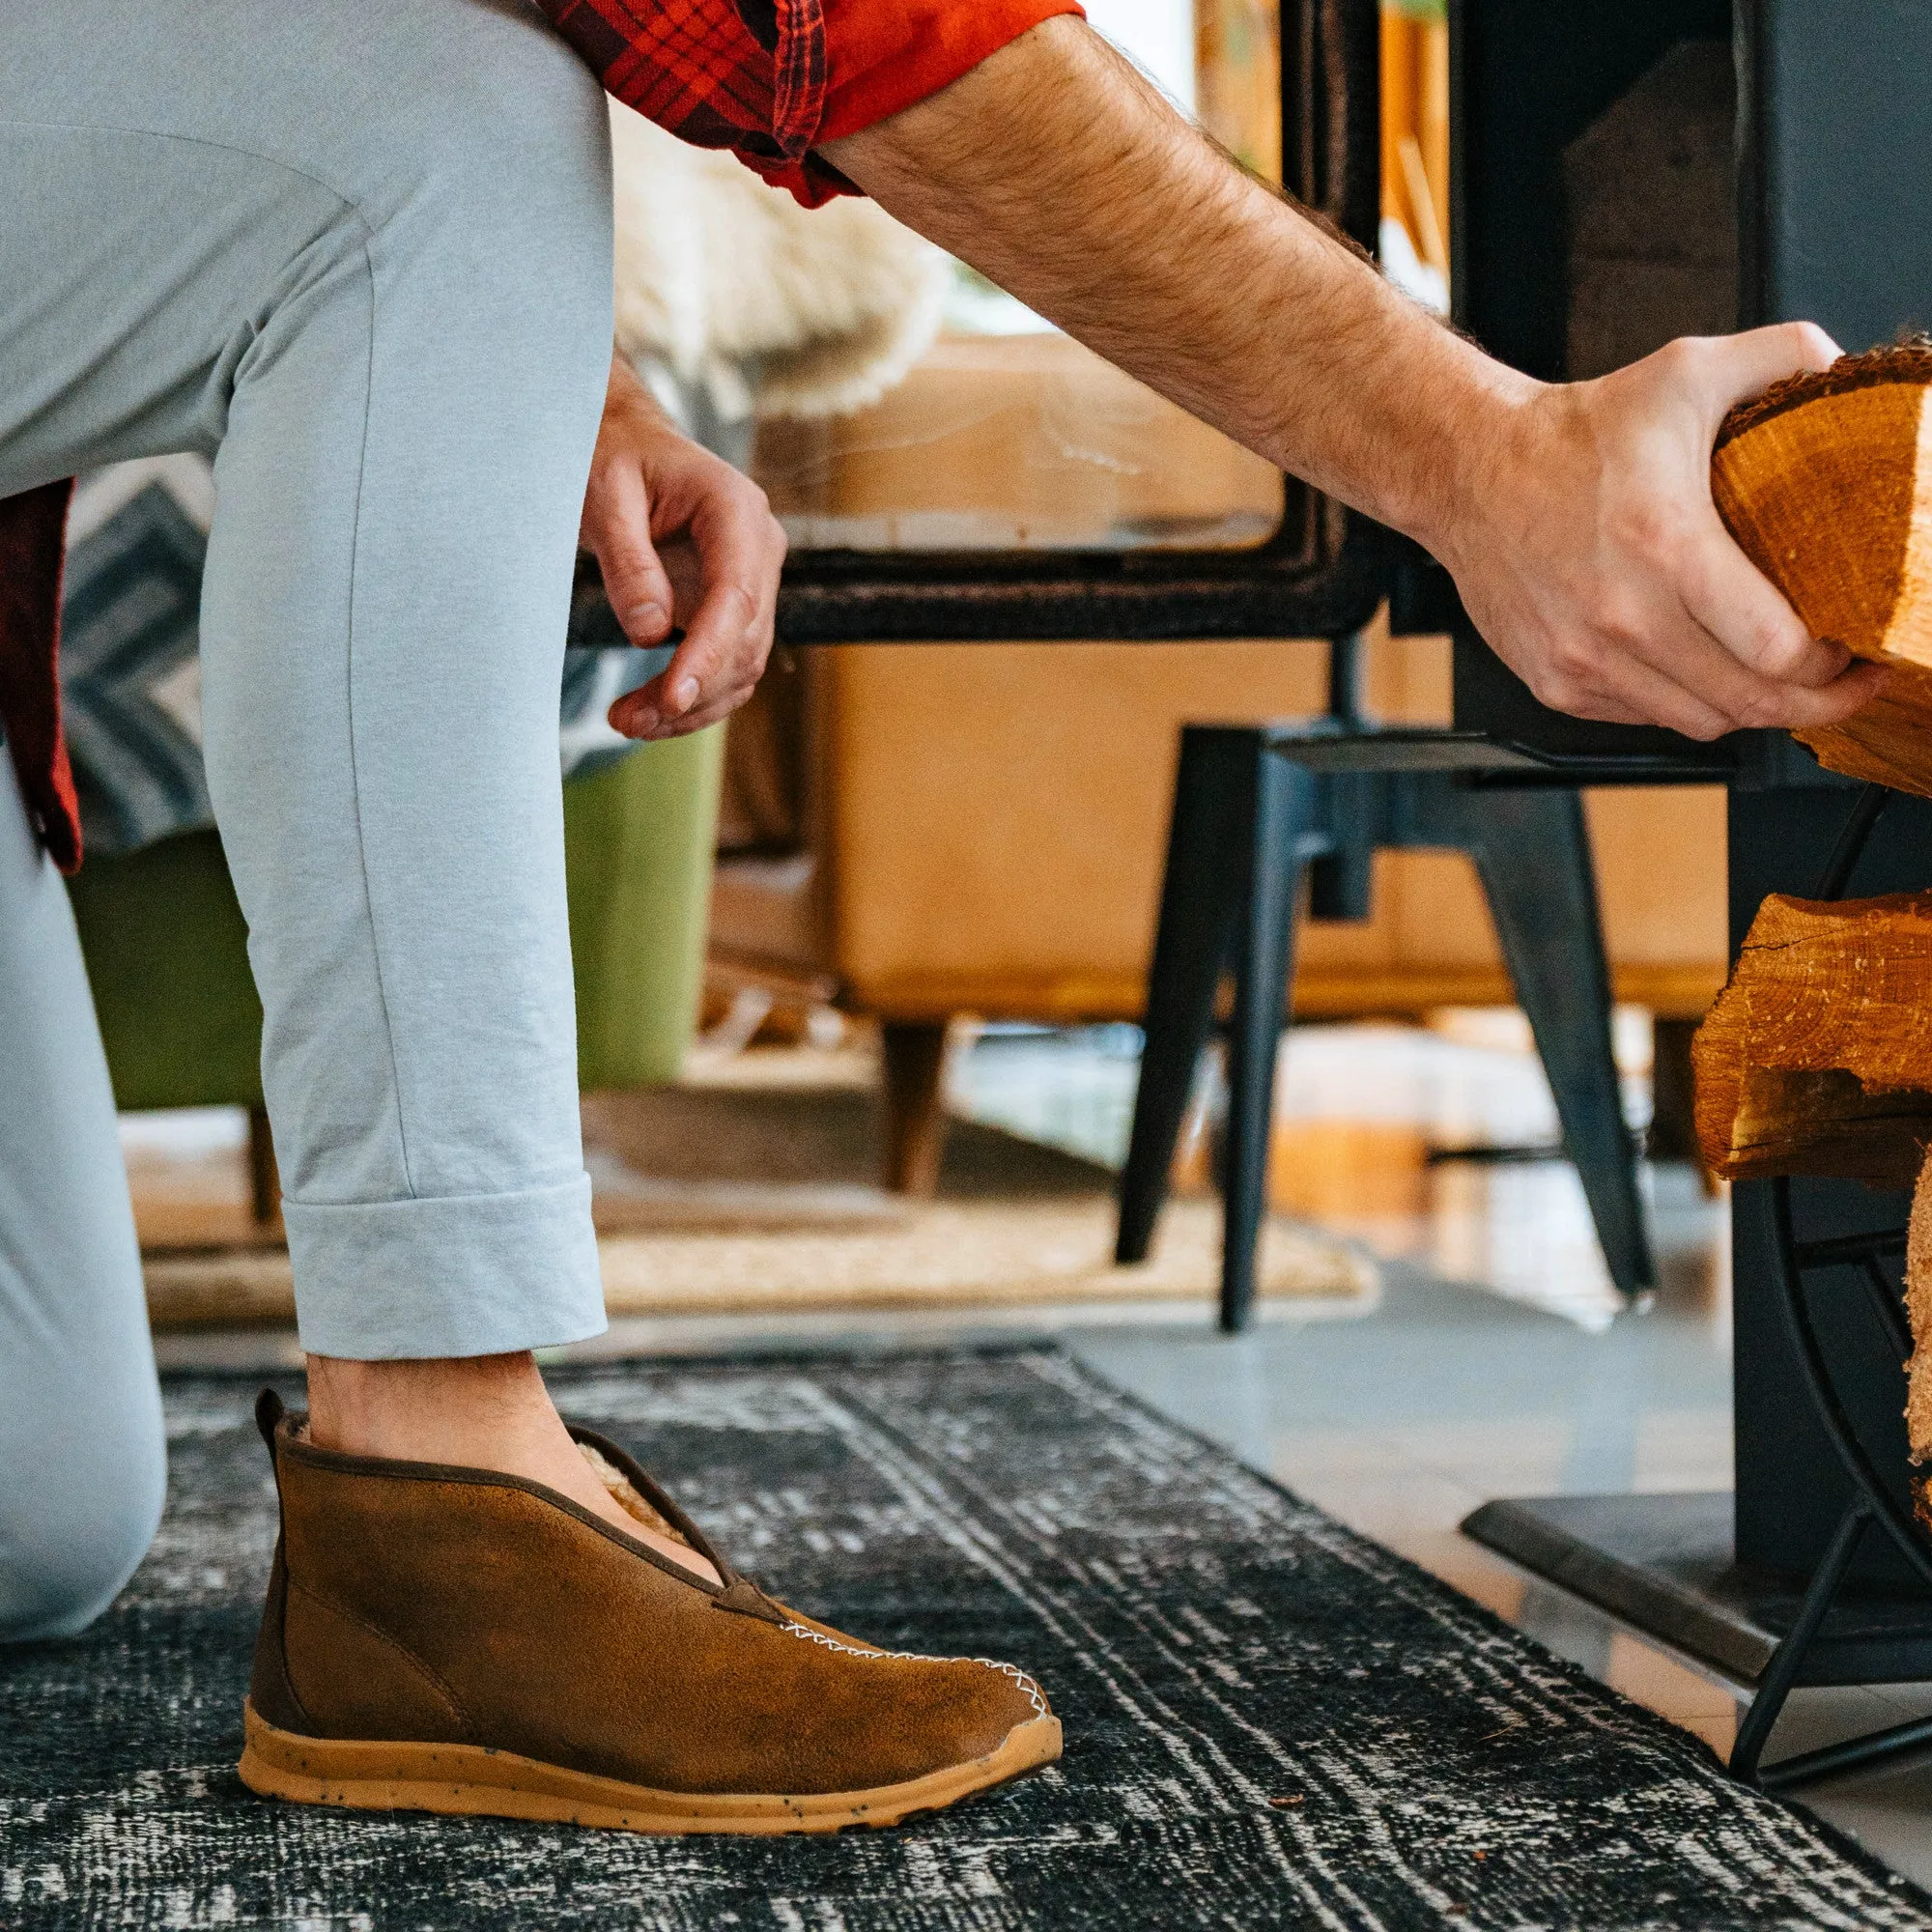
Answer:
[{"xmin": 711, "ymin": 631, "xmax": 1727, "ymax": 1187}]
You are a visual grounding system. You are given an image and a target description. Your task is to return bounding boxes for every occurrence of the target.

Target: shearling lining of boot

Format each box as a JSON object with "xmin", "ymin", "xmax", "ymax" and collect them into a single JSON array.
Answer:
[{"xmin": 581, "ymin": 1439, "xmax": 694, "ymax": 1548}]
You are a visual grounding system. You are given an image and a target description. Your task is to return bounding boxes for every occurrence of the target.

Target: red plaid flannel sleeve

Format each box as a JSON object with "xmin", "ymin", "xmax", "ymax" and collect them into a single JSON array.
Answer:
[{"xmin": 533, "ymin": 0, "xmax": 1082, "ymax": 206}]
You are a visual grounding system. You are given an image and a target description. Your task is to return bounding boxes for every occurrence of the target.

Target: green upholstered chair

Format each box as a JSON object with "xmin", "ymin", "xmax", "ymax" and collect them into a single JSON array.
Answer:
[{"xmin": 68, "ymin": 727, "xmax": 724, "ymax": 1125}]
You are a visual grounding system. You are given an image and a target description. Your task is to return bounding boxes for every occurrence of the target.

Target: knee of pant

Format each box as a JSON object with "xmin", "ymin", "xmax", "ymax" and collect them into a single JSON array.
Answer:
[
  {"xmin": 0, "ymin": 1404, "xmax": 165, "ymax": 1643},
  {"xmin": 376, "ymin": 13, "xmax": 613, "ymax": 348}
]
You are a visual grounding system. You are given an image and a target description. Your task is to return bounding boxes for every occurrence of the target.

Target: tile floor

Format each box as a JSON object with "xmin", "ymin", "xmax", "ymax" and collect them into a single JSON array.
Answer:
[{"xmin": 142, "ymin": 1015, "xmax": 1932, "ymax": 1885}]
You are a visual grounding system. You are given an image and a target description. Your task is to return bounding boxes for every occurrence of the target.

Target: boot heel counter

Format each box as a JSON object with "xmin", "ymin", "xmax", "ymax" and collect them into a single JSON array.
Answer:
[
  {"xmin": 281, "ymin": 1580, "xmax": 469, "ymax": 1742},
  {"xmin": 250, "ymin": 1401, "xmax": 465, "ymax": 1745},
  {"xmin": 249, "ymin": 1537, "xmax": 317, "ymax": 1734},
  {"xmin": 249, "ymin": 1395, "xmax": 315, "ymax": 1733}
]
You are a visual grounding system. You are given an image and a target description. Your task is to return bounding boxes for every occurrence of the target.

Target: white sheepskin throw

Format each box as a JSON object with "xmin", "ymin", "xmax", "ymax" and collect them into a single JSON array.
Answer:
[{"xmin": 610, "ymin": 102, "xmax": 948, "ymax": 423}]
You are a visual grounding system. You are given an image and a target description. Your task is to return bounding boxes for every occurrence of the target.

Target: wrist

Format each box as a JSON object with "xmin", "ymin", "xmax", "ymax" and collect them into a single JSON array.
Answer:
[
  {"xmin": 603, "ymin": 349, "xmax": 677, "ymax": 436},
  {"xmin": 1397, "ymin": 347, "xmax": 1546, "ymax": 572}
]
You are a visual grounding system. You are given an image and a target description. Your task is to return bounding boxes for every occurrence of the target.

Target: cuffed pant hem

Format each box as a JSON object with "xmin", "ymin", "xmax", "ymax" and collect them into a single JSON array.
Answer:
[{"xmin": 284, "ymin": 1174, "xmax": 607, "ymax": 1359}]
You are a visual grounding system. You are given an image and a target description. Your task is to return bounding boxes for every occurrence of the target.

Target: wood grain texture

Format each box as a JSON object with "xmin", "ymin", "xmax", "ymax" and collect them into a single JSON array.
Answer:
[
  {"xmin": 1713, "ymin": 344, "xmax": 1932, "ymax": 795},
  {"xmin": 1692, "ymin": 891, "xmax": 1932, "ymax": 1185}
]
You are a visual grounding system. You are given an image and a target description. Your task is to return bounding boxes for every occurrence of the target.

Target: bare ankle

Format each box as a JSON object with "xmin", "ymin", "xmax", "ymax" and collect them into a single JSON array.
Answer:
[
  {"xmin": 303, "ymin": 1350, "xmax": 722, "ymax": 1586},
  {"xmin": 305, "ymin": 1350, "xmax": 552, "ymax": 1462}
]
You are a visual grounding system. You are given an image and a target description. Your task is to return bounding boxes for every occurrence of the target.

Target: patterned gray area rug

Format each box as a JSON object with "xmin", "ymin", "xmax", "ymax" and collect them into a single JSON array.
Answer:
[{"xmin": 4, "ymin": 1349, "xmax": 1928, "ymax": 1930}]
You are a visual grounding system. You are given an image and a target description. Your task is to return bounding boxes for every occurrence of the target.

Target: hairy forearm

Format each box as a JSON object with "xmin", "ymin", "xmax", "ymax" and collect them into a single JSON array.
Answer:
[
  {"xmin": 821, "ymin": 15, "xmax": 1528, "ymax": 561},
  {"xmin": 822, "ymin": 13, "xmax": 1879, "ymax": 742}
]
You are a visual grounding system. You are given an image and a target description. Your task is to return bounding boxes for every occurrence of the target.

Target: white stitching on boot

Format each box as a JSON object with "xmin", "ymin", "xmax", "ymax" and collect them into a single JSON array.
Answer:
[{"xmin": 777, "ymin": 1620, "xmax": 1048, "ymax": 1716}]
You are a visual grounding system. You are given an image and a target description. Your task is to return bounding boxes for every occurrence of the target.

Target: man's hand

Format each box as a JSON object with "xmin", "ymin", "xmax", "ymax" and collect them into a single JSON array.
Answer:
[
  {"xmin": 1438, "ymin": 325, "xmax": 1886, "ymax": 739},
  {"xmin": 579, "ymin": 354, "xmax": 785, "ymax": 740},
  {"xmin": 825, "ymin": 19, "xmax": 1877, "ymax": 739}
]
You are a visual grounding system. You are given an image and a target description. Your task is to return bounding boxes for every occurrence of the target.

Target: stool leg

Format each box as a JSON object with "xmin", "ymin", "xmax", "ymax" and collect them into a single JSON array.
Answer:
[
  {"xmin": 1220, "ymin": 754, "xmax": 1319, "ymax": 1333},
  {"xmin": 1118, "ymin": 728, "xmax": 1261, "ymax": 1266},
  {"xmin": 1460, "ymin": 786, "xmax": 1655, "ymax": 1297}
]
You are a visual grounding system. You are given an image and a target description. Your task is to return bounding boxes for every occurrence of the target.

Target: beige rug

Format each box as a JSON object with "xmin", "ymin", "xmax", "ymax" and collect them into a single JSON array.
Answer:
[{"xmin": 138, "ymin": 1076, "xmax": 1376, "ymax": 1327}]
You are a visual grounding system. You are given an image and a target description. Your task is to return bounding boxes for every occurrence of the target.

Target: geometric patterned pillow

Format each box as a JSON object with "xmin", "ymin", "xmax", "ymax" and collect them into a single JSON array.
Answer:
[{"xmin": 60, "ymin": 472, "xmax": 213, "ymax": 856}]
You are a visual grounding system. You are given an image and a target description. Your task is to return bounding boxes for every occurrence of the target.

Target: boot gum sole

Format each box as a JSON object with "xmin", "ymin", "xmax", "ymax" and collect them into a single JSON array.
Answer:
[{"xmin": 238, "ymin": 1699, "xmax": 1063, "ymax": 1834}]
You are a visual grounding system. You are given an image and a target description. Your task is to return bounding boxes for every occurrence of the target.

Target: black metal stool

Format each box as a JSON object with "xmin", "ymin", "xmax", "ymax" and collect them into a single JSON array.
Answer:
[{"xmin": 1115, "ymin": 629, "xmax": 1654, "ymax": 1331}]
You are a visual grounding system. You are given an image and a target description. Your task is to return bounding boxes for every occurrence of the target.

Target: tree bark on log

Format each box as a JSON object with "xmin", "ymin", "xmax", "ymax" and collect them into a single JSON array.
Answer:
[{"xmin": 1908, "ymin": 1152, "xmax": 1932, "ymax": 1490}]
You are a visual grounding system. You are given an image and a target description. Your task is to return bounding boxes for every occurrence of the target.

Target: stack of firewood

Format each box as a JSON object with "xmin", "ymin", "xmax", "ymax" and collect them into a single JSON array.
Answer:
[{"xmin": 1693, "ymin": 343, "xmax": 1932, "ymax": 1506}]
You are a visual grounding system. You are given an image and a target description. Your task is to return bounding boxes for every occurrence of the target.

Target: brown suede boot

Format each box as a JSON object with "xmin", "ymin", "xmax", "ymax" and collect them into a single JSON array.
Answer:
[{"xmin": 239, "ymin": 1391, "xmax": 1059, "ymax": 1833}]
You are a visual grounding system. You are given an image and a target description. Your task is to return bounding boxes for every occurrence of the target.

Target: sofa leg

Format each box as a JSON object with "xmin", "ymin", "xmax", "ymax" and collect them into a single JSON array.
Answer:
[
  {"xmin": 881, "ymin": 1021, "xmax": 952, "ymax": 1198},
  {"xmin": 247, "ymin": 1102, "xmax": 282, "ymax": 1229},
  {"xmin": 1650, "ymin": 1015, "xmax": 1715, "ymax": 1191}
]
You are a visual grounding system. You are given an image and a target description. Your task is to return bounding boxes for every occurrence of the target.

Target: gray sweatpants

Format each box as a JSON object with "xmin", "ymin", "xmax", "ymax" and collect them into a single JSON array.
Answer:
[{"xmin": 0, "ymin": 0, "xmax": 616, "ymax": 1638}]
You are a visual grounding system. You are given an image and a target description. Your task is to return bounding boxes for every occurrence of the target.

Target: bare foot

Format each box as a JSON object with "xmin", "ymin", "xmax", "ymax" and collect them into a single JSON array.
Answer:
[{"xmin": 304, "ymin": 1351, "xmax": 721, "ymax": 1587}]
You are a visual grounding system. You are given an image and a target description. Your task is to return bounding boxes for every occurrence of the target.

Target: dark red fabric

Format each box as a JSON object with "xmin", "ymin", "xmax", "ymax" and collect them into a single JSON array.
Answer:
[
  {"xmin": 817, "ymin": 0, "xmax": 1081, "ymax": 146},
  {"xmin": 536, "ymin": 0, "xmax": 844, "ymax": 202},
  {"xmin": 532, "ymin": 0, "xmax": 1076, "ymax": 205},
  {"xmin": 0, "ymin": 482, "xmax": 79, "ymax": 874}
]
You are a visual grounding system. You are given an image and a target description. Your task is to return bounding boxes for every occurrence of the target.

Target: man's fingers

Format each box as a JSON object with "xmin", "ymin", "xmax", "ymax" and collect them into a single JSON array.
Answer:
[
  {"xmin": 1683, "ymin": 320, "xmax": 1841, "ymax": 421},
  {"xmin": 1523, "ymin": 603, "xmax": 1887, "ymax": 740},
  {"xmin": 1748, "ymin": 659, "xmax": 1889, "ymax": 730},
  {"xmin": 1503, "ymin": 569, "xmax": 1857, "ymax": 740},
  {"xmin": 655, "ymin": 581, "xmax": 759, "ymax": 721},
  {"xmin": 1489, "ymin": 580, "xmax": 1747, "ymax": 739},
  {"xmin": 609, "ymin": 679, "xmax": 758, "ymax": 740},
  {"xmin": 1612, "ymin": 603, "xmax": 1877, "ymax": 736},
  {"xmin": 1632, "ymin": 597, "xmax": 1884, "ymax": 734},
  {"xmin": 611, "ymin": 628, "xmax": 749, "ymax": 734},
  {"xmin": 654, "ymin": 535, "xmax": 705, "ymax": 626},
  {"xmin": 1537, "ymin": 642, "xmax": 1734, "ymax": 741},
  {"xmin": 590, "ymin": 462, "xmax": 676, "ymax": 646},
  {"xmin": 648, "ymin": 481, "xmax": 781, "ymax": 722},
  {"xmin": 653, "ymin": 683, "xmax": 760, "ymax": 737},
  {"xmin": 581, "ymin": 358, "xmax": 784, "ymax": 735},
  {"xmin": 1674, "ymin": 515, "xmax": 1849, "ymax": 690}
]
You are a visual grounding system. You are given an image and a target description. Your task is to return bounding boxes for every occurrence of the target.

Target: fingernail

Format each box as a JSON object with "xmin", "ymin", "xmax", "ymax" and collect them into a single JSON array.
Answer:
[
  {"xmin": 629, "ymin": 602, "xmax": 667, "ymax": 633},
  {"xmin": 672, "ymin": 677, "xmax": 699, "ymax": 712}
]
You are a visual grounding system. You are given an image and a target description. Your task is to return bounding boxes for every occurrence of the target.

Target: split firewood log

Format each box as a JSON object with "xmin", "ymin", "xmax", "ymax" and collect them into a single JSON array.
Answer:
[
  {"xmin": 1711, "ymin": 346, "xmax": 1932, "ymax": 1502},
  {"xmin": 1713, "ymin": 341, "xmax": 1932, "ymax": 796},
  {"xmin": 1692, "ymin": 890, "xmax": 1932, "ymax": 1185}
]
